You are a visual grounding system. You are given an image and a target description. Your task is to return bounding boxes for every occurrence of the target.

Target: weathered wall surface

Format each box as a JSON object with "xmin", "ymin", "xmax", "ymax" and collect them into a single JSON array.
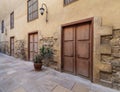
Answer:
[
  {"xmin": 110, "ymin": 30, "xmax": 120, "ymax": 89},
  {"xmin": 0, "ymin": 0, "xmax": 120, "ymax": 90},
  {"xmin": 98, "ymin": 29, "xmax": 120, "ymax": 90}
]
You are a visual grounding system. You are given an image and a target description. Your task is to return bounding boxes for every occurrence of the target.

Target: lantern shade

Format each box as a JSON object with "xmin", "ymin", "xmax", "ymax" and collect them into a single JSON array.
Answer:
[{"xmin": 40, "ymin": 7, "xmax": 45, "ymax": 15}]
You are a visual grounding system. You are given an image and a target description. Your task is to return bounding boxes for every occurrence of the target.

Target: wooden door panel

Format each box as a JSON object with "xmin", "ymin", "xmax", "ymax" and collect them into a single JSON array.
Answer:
[
  {"xmin": 11, "ymin": 40, "xmax": 13, "ymax": 43},
  {"xmin": 76, "ymin": 24, "xmax": 90, "ymax": 40},
  {"xmin": 64, "ymin": 27, "xmax": 74, "ymax": 41},
  {"xmin": 63, "ymin": 57, "xmax": 74, "ymax": 73},
  {"xmin": 76, "ymin": 59, "xmax": 89, "ymax": 77},
  {"xmin": 10, "ymin": 37, "xmax": 14, "ymax": 56},
  {"xmin": 34, "ymin": 34, "xmax": 38, "ymax": 42},
  {"xmin": 63, "ymin": 42, "xmax": 73, "ymax": 56},
  {"xmin": 76, "ymin": 23, "xmax": 90, "ymax": 78},
  {"xmin": 30, "ymin": 43, "xmax": 33, "ymax": 51},
  {"xmin": 77, "ymin": 42, "xmax": 89, "ymax": 58},
  {"xmin": 29, "ymin": 33, "xmax": 38, "ymax": 61},
  {"xmin": 11, "ymin": 45, "xmax": 13, "ymax": 49},
  {"xmin": 30, "ymin": 35, "xmax": 34, "ymax": 42},
  {"xmin": 34, "ymin": 43, "xmax": 38, "ymax": 52},
  {"xmin": 63, "ymin": 26, "xmax": 74, "ymax": 74}
]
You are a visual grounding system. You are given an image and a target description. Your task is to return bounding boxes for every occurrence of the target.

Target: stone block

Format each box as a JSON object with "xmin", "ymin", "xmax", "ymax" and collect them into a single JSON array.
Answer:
[
  {"xmin": 99, "ymin": 62, "xmax": 112, "ymax": 73},
  {"xmin": 111, "ymin": 59, "xmax": 120, "ymax": 66},
  {"xmin": 100, "ymin": 79, "xmax": 113, "ymax": 88},
  {"xmin": 112, "ymin": 53, "xmax": 120, "ymax": 58},
  {"xmin": 113, "ymin": 77, "xmax": 120, "ymax": 83},
  {"xmin": 112, "ymin": 46, "xmax": 120, "ymax": 53},
  {"xmin": 100, "ymin": 72, "xmax": 112, "ymax": 81},
  {"xmin": 113, "ymin": 83, "xmax": 120, "ymax": 90},
  {"xmin": 110, "ymin": 38, "xmax": 120, "ymax": 46},
  {"xmin": 101, "ymin": 35, "xmax": 112, "ymax": 44},
  {"xmin": 101, "ymin": 55, "xmax": 113, "ymax": 63},
  {"xmin": 99, "ymin": 26, "xmax": 113, "ymax": 36},
  {"xmin": 113, "ymin": 30, "xmax": 120, "ymax": 38},
  {"xmin": 100, "ymin": 44, "xmax": 112, "ymax": 54}
]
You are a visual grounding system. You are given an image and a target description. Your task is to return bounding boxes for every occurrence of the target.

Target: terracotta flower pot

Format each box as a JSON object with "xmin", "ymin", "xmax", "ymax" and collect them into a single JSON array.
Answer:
[{"xmin": 34, "ymin": 63, "xmax": 42, "ymax": 71}]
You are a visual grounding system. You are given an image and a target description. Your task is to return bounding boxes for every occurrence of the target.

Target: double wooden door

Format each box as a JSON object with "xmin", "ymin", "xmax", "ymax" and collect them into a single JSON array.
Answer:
[
  {"xmin": 62, "ymin": 22, "xmax": 93, "ymax": 79},
  {"xmin": 10, "ymin": 37, "xmax": 14, "ymax": 56},
  {"xmin": 29, "ymin": 32, "xmax": 38, "ymax": 61}
]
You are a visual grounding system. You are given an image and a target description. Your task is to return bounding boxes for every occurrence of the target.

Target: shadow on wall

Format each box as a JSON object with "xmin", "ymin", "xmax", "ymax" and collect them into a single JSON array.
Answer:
[{"xmin": 0, "ymin": 41, "xmax": 9, "ymax": 54}]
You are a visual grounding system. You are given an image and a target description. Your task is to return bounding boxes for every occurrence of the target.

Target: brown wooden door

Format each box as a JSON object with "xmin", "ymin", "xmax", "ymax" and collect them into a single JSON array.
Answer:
[
  {"xmin": 10, "ymin": 37, "xmax": 14, "ymax": 56},
  {"xmin": 29, "ymin": 33, "xmax": 38, "ymax": 61},
  {"xmin": 76, "ymin": 23, "xmax": 91, "ymax": 78},
  {"xmin": 62, "ymin": 21, "xmax": 92, "ymax": 79},
  {"xmin": 63, "ymin": 27, "xmax": 75, "ymax": 74}
]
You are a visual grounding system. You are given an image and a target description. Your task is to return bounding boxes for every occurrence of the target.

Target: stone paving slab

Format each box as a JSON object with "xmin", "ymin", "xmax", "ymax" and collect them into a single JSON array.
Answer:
[
  {"xmin": 36, "ymin": 79, "xmax": 58, "ymax": 92},
  {"xmin": 52, "ymin": 86, "xmax": 72, "ymax": 92},
  {"xmin": 0, "ymin": 78, "xmax": 19, "ymax": 92},
  {"xmin": 72, "ymin": 83, "xmax": 90, "ymax": 92},
  {"xmin": 13, "ymin": 87, "xmax": 26, "ymax": 92},
  {"xmin": 0, "ymin": 53, "xmax": 119, "ymax": 92},
  {"xmin": 50, "ymin": 75, "xmax": 75, "ymax": 90}
]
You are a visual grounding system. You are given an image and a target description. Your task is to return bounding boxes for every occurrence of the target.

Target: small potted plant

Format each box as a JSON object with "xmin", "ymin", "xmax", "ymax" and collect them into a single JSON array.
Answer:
[
  {"xmin": 33, "ymin": 54, "xmax": 43, "ymax": 71},
  {"xmin": 40, "ymin": 45, "xmax": 54, "ymax": 66}
]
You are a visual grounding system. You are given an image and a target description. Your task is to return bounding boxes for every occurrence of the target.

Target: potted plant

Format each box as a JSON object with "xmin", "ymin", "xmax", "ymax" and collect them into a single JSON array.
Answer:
[
  {"xmin": 40, "ymin": 45, "xmax": 54, "ymax": 66},
  {"xmin": 33, "ymin": 54, "xmax": 43, "ymax": 71}
]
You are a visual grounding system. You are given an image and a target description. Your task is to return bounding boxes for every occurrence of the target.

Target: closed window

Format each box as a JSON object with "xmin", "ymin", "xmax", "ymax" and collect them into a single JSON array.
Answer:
[
  {"xmin": 64, "ymin": 0, "xmax": 75, "ymax": 5},
  {"xmin": 10, "ymin": 12, "xmax": 14, "ymax": 29},
  {"xmin": 1, "ymin": 20, "xmax": 4, "ymax": 33},
  {"xmin": 27, "ymin": 0, "xmax": 38, "ymax": 21}
]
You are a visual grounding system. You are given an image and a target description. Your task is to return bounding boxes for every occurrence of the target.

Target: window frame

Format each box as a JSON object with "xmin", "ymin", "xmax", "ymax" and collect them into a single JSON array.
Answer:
[
  {"xmin": 10, "ymin": 11, "xmax": 14, "ymax": 29},
  {"xmin": 1, "ymin": 20, "xmax": 4, "ymax": 33},
  {"xmin": 27, "ymin": 0, "xmax": 39, "ymax": 22},
  {"xmin": 64, "ymin": 0, "xmax": 78, "ymax": 6}
]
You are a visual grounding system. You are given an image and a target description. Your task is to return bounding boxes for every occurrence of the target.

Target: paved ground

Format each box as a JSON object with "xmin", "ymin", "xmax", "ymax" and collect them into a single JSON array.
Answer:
[{"xmin": 0, "ymin": 53, "xmax": 119, "ymax": 92}]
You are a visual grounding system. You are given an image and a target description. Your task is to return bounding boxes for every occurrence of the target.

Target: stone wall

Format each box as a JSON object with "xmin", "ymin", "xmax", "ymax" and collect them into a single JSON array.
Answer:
[
  {"xmin": 0, "ymin": 41, "xmax": 9, "ymax": 55},
  {"xmin": 14, "ymin": 40, "xmax": 26, "ymax": 60},
  {"xmin": 38, "ymin": 32, "xmax": 60, "ymax": 70},
  {"xmin": 0, "ymin": 39, "xmax": 26, "ymax": 60},
  {"xmin": 100, "ymin": 29, "xmax": 120, "ymax": 90},
  {"xmin": 111, "ymin": 30, "xmax": 120, "ymax": 90}
]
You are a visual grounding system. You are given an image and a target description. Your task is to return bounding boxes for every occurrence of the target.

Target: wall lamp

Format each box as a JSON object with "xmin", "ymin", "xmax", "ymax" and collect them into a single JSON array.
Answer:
[{"xmin": 40, "ymin": 3, "xmax": 48, "ymax": 22}]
